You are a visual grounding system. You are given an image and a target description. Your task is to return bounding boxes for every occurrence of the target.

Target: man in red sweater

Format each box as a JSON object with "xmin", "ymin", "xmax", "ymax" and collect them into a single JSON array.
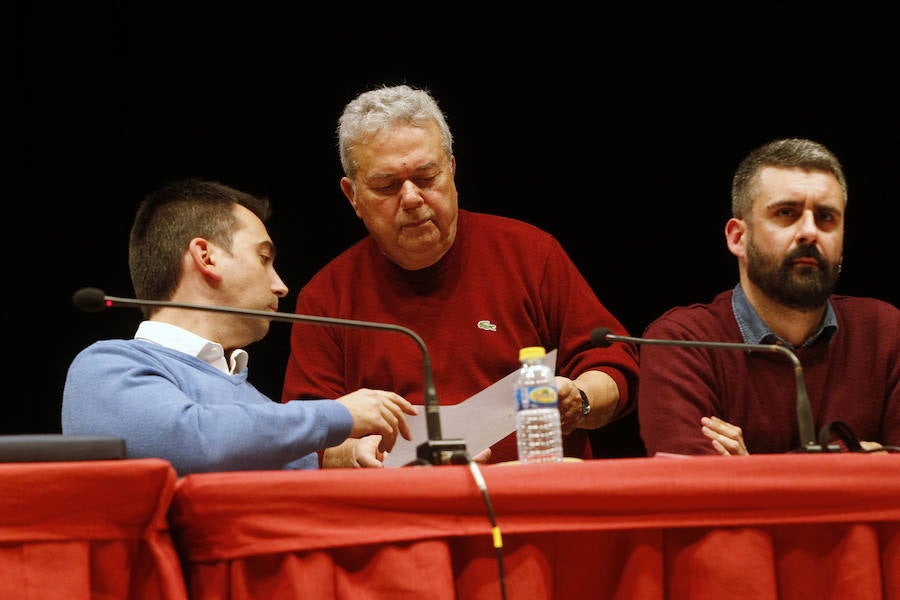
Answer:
[
  {"xmin": 639, "ymin": 138, "xmax": 899, "ymax": 456},
  {"xmin": 281, "ymin": 84, "xmax": 640, "ymax": 467}
]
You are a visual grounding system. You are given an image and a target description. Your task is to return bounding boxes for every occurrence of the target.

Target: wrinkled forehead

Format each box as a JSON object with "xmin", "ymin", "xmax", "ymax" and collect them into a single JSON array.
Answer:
[
  {"xmin": 355, "ymin": 122, "xmax": 445, "ymax": 171},
  {"xmin": 753, "ymin": 166, "xmax": 845, "ymax": 205}
]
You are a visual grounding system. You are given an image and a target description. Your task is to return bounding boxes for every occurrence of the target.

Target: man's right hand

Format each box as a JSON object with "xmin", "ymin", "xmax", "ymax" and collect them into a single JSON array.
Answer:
[
  {"xmin": 323, "ymin": 436, "xmax": 385, "ymax": 468},
  {"xmin": 336, "ymin": 388, "xmax": 417, "ymax": 452},
  {"xmin": 701, "ymin": 415, "xmax": 749, "ymax": 455}
]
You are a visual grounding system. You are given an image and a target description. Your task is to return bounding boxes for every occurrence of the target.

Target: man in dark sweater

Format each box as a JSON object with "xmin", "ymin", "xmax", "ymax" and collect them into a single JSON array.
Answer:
[
  {"xmin": 638, "ymin": 138, "xmax": 899, "ymax": 456},
  {"xmin": 281, "ymin": 85, "xmax": 641, "ymax": 466}
]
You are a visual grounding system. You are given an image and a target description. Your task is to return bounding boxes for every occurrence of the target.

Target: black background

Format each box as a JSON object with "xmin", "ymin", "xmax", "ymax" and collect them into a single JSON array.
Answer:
[{"xmin": 12, "ymin": 6, "xmax": 898, "ymax": 435}]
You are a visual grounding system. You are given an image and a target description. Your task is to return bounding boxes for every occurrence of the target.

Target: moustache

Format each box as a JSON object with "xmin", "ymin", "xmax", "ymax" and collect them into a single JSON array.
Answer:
[{"xmin": 783, "ymin": 245, "xmax": 827, "ymax": 269}]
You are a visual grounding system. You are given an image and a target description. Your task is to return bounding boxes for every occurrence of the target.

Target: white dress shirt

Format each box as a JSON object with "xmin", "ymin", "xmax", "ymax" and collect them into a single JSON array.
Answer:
[{"xmin": 134, "ymin": 321, "xmax": 249, "ymax": 375}]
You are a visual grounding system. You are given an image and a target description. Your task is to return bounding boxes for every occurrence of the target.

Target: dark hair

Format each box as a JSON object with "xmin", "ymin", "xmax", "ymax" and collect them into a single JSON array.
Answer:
[
  {"xmin": 731, "ymin": 138, "xmax": 847, "ymax": 219},
  {"xmin": 128, "ymin": 179, "xmax": 272, "ymax": 312}
]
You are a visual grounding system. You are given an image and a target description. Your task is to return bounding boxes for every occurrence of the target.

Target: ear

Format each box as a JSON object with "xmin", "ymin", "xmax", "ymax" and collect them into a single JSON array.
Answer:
[
  {"xmin": 187, "ymin": 238, "xmax": 223, "ymax": 283},
  {"xmin": 340, "ymin": 177, "xmax": 361, "ymax": 218},
  {"xmin": 724, "ymin": 218, "xmax": 747, "ymax": 258}
]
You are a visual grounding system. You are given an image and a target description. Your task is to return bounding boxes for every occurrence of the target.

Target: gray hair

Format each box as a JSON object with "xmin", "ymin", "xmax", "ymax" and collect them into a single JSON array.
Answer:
[
  {"xmin": 731, "ymin": 137, "xmax": 848, "ymax": 219},
  {"xmin": 337, "ymin": 84, "xmax": 454, "ymax": 181}
]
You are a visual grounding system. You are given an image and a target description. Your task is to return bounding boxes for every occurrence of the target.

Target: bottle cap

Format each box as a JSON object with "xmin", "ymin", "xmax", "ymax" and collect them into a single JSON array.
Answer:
[{"xmin": 518, "ymin": 346, "xmax": 546, "ymax": 361}]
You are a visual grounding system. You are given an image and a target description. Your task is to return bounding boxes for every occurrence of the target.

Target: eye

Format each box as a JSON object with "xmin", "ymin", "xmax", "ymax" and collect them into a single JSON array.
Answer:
[
  {"xmin": 817, "ymin": 210, "xmax": 836, "ymax": 223},
  {"xmin": 775, "ymin": 206, "xmax": 796, "ymax": 218},
  {"xmin": 371, "ymin": 181, "xmax": 400, "ymax": 193}
]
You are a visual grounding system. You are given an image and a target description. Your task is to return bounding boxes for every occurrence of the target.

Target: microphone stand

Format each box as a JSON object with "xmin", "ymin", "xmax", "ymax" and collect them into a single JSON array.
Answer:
[{"xmin": 73, "ymin": 288, "xmax": 470, "ymax": 465}]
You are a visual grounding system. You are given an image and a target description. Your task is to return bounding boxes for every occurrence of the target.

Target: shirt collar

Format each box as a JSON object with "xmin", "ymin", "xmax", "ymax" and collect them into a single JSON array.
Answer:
[
  {"xmin": 134, "ymin": 321, "xmax": 249, "ymax": 374},
  {"xmin": 731, "ymin": 283, "xmax": 838, "ymax": 348}
]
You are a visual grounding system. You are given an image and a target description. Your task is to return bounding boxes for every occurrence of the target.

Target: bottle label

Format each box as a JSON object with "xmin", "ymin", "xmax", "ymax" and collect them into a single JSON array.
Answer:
[{"xmin": 516, "ymin": 385, "xmax": 558, "ymax": 410}]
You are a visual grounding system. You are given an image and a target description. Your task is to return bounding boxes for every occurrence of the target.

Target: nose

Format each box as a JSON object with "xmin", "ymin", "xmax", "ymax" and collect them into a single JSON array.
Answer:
[
  {"xmin": 795, "ymin": 210, "xmax": 819, "ymax": 243},
  {"xmin": 272, "ymin": 271, "xmax": 289, "ymax": 298},
  {"xmin": 398, "ymin": 180, "xmax": 424, "ymax": 209}
]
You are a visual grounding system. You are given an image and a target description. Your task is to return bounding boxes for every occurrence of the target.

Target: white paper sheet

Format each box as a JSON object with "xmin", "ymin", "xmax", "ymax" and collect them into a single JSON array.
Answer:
[{"xmin": 384, "ymin": 349, "xmax": 557, "ymax": 467}]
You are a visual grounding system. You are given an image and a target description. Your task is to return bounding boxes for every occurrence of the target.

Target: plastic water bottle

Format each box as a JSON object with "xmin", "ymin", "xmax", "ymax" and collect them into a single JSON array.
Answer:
[{"xmin": 514, "ymin": 346, "xmax": 563, "ymax": 463}]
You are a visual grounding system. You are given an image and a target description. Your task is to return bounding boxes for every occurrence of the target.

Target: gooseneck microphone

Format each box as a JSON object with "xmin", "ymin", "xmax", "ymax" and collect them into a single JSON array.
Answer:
[
  {"xmin": 590, "ymin": 327, "xmax": 836, "ymax": 453},
  {"xmin": 73, "ymin": 287, "xmax": 469, "ymax": 466}
]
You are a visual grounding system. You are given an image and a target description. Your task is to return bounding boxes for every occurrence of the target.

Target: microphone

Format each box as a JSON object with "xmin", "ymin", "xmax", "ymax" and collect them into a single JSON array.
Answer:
[
  {"xmin": 73, "ymin": 287, "xmax": 469, "ymax": 466},
  {"xmin": 590, "ymin": 327, "xmax": 837, "ymax": 453}
]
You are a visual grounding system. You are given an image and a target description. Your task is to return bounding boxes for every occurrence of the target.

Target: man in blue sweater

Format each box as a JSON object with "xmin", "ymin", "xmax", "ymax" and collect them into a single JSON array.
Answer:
[{"xmin": 63, "ymin": 179, "xmax": 416, "ymax": 475}]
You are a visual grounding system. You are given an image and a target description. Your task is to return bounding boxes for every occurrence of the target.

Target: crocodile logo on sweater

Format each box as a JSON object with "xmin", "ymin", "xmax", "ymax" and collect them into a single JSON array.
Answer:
[{"xmin": 477, "ymin": 320, "xmax": 497, "ymax": 332}]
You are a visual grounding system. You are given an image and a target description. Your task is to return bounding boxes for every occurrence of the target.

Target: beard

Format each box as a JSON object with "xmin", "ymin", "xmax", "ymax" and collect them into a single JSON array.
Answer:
[{"xmin": 745, "ymin": 236, "xmax": 841, "ymax": 310}]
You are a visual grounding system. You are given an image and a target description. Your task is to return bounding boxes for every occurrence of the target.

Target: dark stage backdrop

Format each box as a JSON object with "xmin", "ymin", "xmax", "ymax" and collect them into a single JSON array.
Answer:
[{"xmin": 12, "ymin": 6, "xmax": 898, "ymax": 434}]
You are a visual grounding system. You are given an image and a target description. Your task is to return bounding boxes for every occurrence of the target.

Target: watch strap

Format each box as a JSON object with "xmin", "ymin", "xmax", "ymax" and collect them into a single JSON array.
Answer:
[{"xmin": 577, "ymin": 387, "xmax": 591, "ymax": 416}]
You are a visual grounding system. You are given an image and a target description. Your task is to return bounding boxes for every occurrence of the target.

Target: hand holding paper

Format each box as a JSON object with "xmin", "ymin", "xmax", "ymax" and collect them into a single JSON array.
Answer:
[{"xmin": 384, "ymin": 350, "xmax": 557, "ymax": 467}]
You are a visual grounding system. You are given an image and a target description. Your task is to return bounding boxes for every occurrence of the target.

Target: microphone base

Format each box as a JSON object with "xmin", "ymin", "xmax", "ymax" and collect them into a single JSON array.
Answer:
[
  {"xmin": 790, "ymin": 443, "xmax": 843, "ymax": 453},
  {"xmin": 415, "ymin": 439, "xmax": 470, "ymax": 465}
]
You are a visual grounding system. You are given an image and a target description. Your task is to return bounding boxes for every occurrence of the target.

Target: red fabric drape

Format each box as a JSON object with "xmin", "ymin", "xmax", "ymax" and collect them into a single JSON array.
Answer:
[
  {"xmin": 169, "ymin": 454, "xmax": 900, "ymax": 599},
  {"xmin": 0, "ymin": 458, "xmax": 187, "ymax": 599}
]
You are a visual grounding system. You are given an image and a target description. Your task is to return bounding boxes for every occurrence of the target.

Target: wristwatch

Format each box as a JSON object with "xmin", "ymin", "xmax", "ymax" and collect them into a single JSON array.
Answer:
[{"xmin": 578, "ymin": 388, "xmax": 591, "ymax": 417}]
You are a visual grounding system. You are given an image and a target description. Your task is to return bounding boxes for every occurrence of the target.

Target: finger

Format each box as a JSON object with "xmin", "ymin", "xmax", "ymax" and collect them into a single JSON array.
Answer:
[
  {"xmin": 559, "ymin": 407, "xmax": 575, "ymax": 434},
  {"xmin": 365, "ymin": 435, "xmax": 385, "ymax": 459},
  {"xmin": 380, "ymin": 391, "xmax": 417, "ymax": 415},
  {"xmin": 381, "ymin": 397, "xmax": 412, "ymax": 441},
  {"xmin": 369, "ymin": 442, "xmax": 386, "ymax": 466},
  {"xmin": 860, "ymin": 440, "xmax": 884, "ymax": 452},
  {"xmin": 710, "ymin": 439, "xmax": 730, "ymax": 456},
  {"xmin": 396, "ymin": 414, "xmax": 412, "ymax": 440},
  {"xmin": 382, "ymin": 401, "xmax": 400, "ymax": 429},
  {"xmin": 704, "ymin": 416, "xmax": 741, "ymax": 438},
  {"xmin": 716, "ymin": 422, "xmax": 741, "ymax": 437},
  {"xmin": 379, "ymin": 430, "xmax": 396, "ymax": 452},
  {"xmin": 393, "ymin": 394, "xmax": 418, "ymax": 415},
  {"xmin": 705, "ymin": 427, "xmax": 745, "ymax": 455},
  {"xmin": 702, "ymin": 425, "xmax": 730, "ymax": 447},
  {"xmin": 357, "ymin": 448, "xmax": 386, "ymax": 468},
  {"xmin": 378, "ymin": 421, "xmax": 398, "ymax": 452}
]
